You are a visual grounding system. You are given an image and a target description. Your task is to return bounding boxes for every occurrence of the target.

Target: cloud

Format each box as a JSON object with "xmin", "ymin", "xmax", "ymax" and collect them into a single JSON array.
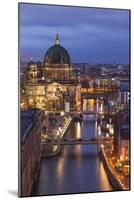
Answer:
[{"xmin": 19, "ymin": 3, "xmax": 129, "ymax": 64}]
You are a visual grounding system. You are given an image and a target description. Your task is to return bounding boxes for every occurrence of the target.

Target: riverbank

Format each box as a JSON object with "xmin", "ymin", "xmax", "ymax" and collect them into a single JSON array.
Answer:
[
  {"xmin": 100, "ymin": 147, "xmax": 129, "ymax": 191},
  {"xmin": 42, "ymin": 116, "xmax": 73, "ymax": 157}
]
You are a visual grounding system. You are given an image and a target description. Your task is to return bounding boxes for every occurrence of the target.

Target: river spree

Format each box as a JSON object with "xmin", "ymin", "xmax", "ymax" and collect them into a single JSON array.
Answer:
[{"xmin": 32, "ymin": 111, "xmax": 113, "ymax": 195}]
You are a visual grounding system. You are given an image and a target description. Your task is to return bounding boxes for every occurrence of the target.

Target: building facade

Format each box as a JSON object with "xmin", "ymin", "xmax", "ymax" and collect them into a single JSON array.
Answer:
[
  {"xmin": 118, "ymin": 80, "xmax": 129, "ymax": 109},
  {"xmin": 114, "ymin": 109, "xmax": 129, "ymax": 162},
  {"xmin": 21, "ymin": 34, "xmax": 81, "ymax": 113}
]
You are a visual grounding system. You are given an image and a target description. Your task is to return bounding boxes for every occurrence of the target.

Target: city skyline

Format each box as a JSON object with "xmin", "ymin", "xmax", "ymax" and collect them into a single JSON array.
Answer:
[
  {"xmin": 20, "ymin": 4, "xmax": 130, "ymax": 196},
  {"xmin": 19, "ymin": 3, "xmax": 130, "ymax": 64}
]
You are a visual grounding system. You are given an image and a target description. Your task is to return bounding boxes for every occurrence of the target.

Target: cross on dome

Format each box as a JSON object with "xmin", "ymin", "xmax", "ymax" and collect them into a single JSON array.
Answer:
[{"xmin": 55, "ymin": 33, "xmax": 60, "ymax": 45}]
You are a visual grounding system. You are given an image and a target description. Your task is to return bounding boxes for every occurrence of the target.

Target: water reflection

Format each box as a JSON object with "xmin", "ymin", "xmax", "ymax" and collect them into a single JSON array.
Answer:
[
  {"xmin": 56, "ymin": 157, "xmax": 64, "ymax": 178},
  {"xmin": 99, "ymin": 160, "xmax": 113, "ymax": 190},
  {"xmin": 95, "ymin": 121, "xmax": 98, "ymax": 137},
  {"xmin": 75, "ymin": 122, "xmax": 81, "ymax": 138},
  {"xmin": 32, "ymin": 98, "xmax": 113, "ymax": 195}
]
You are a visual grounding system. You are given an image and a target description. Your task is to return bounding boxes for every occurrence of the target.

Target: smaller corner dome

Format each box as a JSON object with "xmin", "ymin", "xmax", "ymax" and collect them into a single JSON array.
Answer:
[
  {"xmin": 43, "ymin": 34, "xmax": 71, "ymax": 66},
  {"xmin": 30, "ymin": 65, "xmax": 38, "ymax": 72},
  {"xmin": 27, "ymin": 62, "xmax": 37, "ymax": 72}
]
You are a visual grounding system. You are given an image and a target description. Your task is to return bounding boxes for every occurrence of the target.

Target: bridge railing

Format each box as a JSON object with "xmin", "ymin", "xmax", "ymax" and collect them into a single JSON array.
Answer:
[{"xmin": 42, "ymin": 137, "xmax": 112, "ymax": 143}]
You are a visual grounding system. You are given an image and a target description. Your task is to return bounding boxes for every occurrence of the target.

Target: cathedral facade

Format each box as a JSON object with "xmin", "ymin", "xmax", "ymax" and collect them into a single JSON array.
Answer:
[{"xmin": 21, "ymin": 34, "xmax": 81, "ymax": 113}]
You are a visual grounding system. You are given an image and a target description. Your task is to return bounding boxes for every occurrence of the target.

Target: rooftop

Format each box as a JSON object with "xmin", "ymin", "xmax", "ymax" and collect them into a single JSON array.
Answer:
[
  {"xmin": 120, "ymin": 81, "xmax": 129, "ymax": 92},
  {"xmin": 121, "ymin": 124, "xmax": 129, "ymax": 140},
  {"xmin": 21, "ymin": 108, "xmax": 42, "ymax": 144}
]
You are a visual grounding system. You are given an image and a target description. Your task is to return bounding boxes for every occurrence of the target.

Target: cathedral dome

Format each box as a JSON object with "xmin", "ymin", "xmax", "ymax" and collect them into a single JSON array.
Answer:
[{"xmin": 43, "ymin": 34, "xmax": 71, "ymax": 66}]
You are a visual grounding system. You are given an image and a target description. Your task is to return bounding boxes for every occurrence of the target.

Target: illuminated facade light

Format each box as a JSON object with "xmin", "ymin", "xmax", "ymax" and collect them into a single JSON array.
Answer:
[
  {"xmin": 106, "ymin": 133, "xmax": 109, "ymax": 137},
  {"xmin": 60, "ymin": 111, "xmax": 65, "ymax": 116}
]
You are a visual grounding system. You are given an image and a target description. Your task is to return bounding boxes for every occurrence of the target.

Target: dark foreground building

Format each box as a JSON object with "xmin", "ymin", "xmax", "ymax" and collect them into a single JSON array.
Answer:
[{"xmin": 20, "ymin": 109, "xmax": 44, "ymax": 196}]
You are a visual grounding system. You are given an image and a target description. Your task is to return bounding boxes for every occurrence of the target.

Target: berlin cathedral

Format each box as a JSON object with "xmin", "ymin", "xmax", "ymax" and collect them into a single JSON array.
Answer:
[{"xmin": 20, "ymin": 34, "xmax": 81, "ymax": 113}]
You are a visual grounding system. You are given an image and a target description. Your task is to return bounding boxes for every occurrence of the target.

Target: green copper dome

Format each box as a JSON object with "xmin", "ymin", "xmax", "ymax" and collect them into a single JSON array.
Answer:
[{"xmin": 43, "ymin": 34, "xmax": 71, "ymax": 66}]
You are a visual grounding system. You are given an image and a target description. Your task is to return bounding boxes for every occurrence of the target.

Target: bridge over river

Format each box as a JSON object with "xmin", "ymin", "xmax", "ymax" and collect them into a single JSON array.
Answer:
[{"xmin": 42, "ymin": 137, "xmax": 111, "ymax": 146}]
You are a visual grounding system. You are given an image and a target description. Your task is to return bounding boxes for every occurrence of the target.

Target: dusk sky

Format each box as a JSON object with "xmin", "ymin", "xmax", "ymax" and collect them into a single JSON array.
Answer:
[{"xmin": 19, "ymin": 3, "xmax": 130, "ymax": 64}]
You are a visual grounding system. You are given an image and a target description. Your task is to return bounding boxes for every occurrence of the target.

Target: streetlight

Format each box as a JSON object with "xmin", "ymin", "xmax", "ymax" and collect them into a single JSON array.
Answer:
[{"xmin": 98, "ymin": 125, "xmax": 101, "ymax": 137}]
